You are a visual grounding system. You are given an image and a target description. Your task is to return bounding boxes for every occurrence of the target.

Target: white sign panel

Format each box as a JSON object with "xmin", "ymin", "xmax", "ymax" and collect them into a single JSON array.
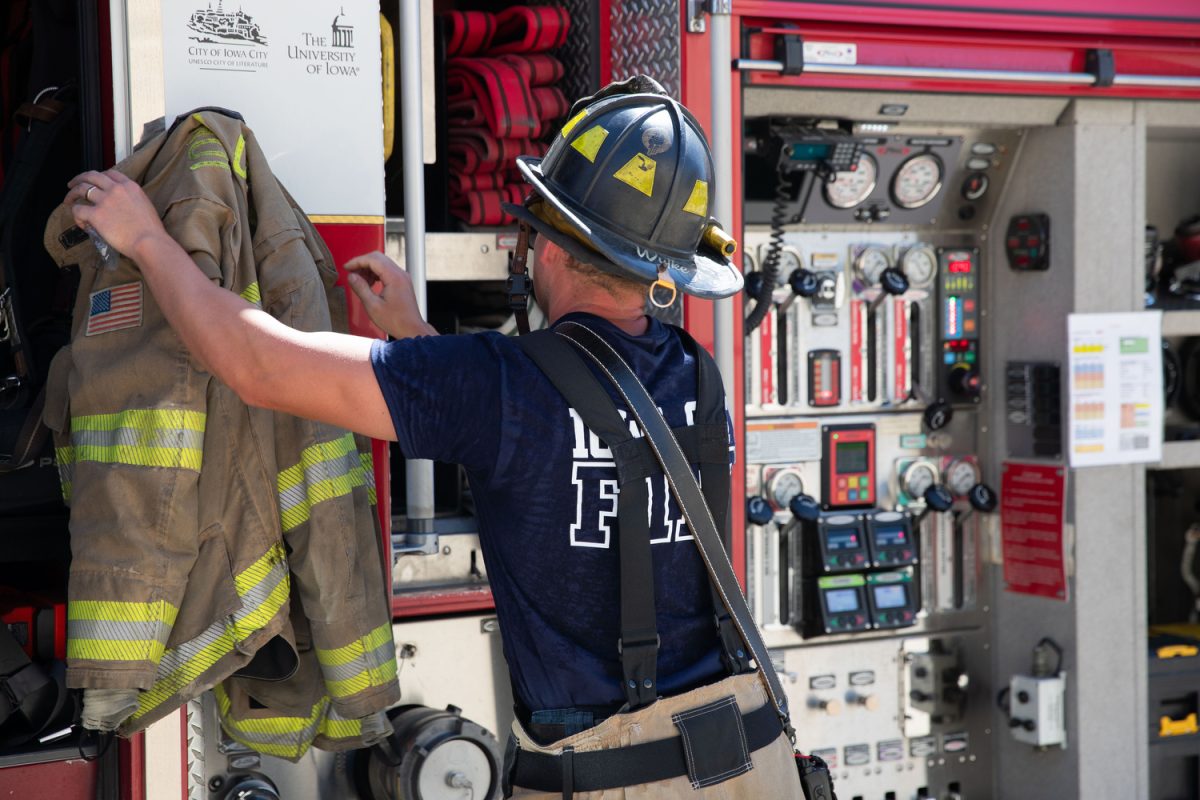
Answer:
[
  {"xmin": 162, "ymin": 0, "xmax": 383, "ymax": 217},
  {"xmin": 1066, "ymin": 311, "xmax": 1163, "ymax": 467}
]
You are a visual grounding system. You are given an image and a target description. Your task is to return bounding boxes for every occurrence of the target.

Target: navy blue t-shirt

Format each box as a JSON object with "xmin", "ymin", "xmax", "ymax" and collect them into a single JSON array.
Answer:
[{"xmin": 370, "ymin": 313, "xmax": 729, "ymax": 712}]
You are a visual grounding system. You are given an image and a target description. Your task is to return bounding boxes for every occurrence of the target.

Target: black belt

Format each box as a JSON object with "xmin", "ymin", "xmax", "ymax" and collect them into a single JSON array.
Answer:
[{"xmin": 510, "ymin": 701, "xmax": 782, "ymax": 793}]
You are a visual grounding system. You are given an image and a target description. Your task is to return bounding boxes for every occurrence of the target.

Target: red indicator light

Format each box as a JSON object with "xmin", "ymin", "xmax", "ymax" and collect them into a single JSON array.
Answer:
[{"xmin": 949, "ymin": 259, "xmax": 972, "ymax": 273}]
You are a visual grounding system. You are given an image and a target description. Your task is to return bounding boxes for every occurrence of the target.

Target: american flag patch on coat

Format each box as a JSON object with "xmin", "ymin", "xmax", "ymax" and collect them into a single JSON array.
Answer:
[{"xmin": 86, "ymin": 282, "xmax": 143, "ymax": 336}]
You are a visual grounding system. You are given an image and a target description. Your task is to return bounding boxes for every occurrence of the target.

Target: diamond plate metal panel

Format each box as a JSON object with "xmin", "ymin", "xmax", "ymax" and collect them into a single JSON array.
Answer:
[
  {"xmin": 611, "ymin": 0, "xmax": 681, "ymax": 98},
  {"xmin": 530, "ymin": 0, "xmax": 601, "ymax": 105}
]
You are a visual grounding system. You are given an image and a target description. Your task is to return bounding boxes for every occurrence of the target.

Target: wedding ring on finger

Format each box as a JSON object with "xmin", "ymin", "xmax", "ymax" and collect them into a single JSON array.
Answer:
[{"xmin": 85, "ymin": 185, "xmax": 96, "ymax": 203}]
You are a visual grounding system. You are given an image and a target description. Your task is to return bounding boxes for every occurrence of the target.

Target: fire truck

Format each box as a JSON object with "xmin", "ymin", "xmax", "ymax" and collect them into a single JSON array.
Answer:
[{"xmin": 3, "ymin": 1, "xmax": 1200, "ymax": 798}]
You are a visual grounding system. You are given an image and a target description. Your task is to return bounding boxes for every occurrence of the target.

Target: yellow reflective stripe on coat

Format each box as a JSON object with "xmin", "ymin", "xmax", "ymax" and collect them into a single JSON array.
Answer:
[
  {"xmin": 239, "ymin": 282, "xmax": 261, "ymax": 305},
  {"xmin": 316, "ymin": 623, "xmax": 398, "ymax": 699},
  {"xmin": 70, "ymin": 409, "xmax": 206, "ymax": 471},
  {"xmin": 67, "ymin": 600, "xmax": 179, "ymax": 664},
  {"xmin": 277, "ymin": 433, "xmax": 367, "ymax": 532},
  {"xmin": 55, "ymin": 446, "xmax": 74, "ymax": 504},
  {"xmin": 359, "ymin": 450, "xmax": 376, "ymax": 505},
  {"xmin": 128, "ymin": 543, "xmax": 289, "ymax": 723},
  {"xmin": 214, "ymin": 686, "xmax": 363, "ymax": 760}
]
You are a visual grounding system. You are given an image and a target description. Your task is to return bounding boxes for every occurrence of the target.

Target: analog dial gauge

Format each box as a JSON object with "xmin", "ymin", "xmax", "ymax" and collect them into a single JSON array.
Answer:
[
  {"xmin": 777, "ymin": 248, "xmax": 804, "ymax": 279},
  {"xmin": 766, "ymin": 469, "xmax": 805, "ymax": 511},
  {"xmin": 891, "ymin": 153, "xmax": 944, "ymax": 209},
  {"xmin": 901, "ymin": 461, "xmax": 938, "ymax": 501},
  {"xmin": 944, "ymin": 458, "xmax": 981, "ymax": 496},
  {"xmin": 855, "ymin": 247, "xmax": 891, "ymax": 285},
  {"xmin": 901, "ymin": 246, "xmax": 938, "ymax": 287},
  {"xmin": 824, "ymin": 154, "xmax": 878, "ymax": 209}
]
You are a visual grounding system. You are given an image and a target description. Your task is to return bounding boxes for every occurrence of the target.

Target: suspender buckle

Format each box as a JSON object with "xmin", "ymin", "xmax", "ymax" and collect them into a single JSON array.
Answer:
[
  {"xmin": 616, "ymin": 633, "xmax": 660, "ymax": 655},
  {"xmin": 506, "ymin": 272, "xmax": 531, "ymax": 313}
]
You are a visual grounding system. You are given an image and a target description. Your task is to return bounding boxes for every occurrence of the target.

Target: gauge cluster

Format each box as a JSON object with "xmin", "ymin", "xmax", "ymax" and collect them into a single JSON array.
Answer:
[
  {"xmin": 801, "ymin": 135, "xmax": 963, "ymax": 225},
  {"xmin": 745, "ymin": 126, "xmax": 1021, "ymax": 229}
]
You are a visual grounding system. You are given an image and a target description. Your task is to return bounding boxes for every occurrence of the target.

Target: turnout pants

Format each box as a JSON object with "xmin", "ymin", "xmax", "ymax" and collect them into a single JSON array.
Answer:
[{"xmin": 505, "ymin": 674, "xmax": 803, "ymax": 798}]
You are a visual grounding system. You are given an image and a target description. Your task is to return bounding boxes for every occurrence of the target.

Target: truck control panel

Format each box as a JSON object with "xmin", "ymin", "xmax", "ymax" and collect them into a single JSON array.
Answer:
[{"xmin": 743, "ymin": 119, "xmax": 1011, "ymax": 800}]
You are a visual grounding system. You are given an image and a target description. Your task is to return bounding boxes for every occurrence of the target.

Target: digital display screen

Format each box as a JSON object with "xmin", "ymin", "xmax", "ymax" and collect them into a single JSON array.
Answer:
[
  {"xmin": 948, "ymin": 258, "xmax": 972, "ymax": 274},
  {"xmin": 824, "ymin": 588, "xmax": 860, "ymax": 613},
  {"xmin": 788, "ymin": 143, "xmax": 832, "ymax": 161},
  {"xmin": 873, "ymin": 584, "xmax": 909, "ymax": 610},
  {"xmin": 836, "ymin": 441, "xmax": 869, "ymax": 474},
  {"xmin": 873, "ymin": 525, "xmax": 908, "ymax": 547},
  {"xmin": 825, "ymin": 528, "xmax": 861, "ymax": 551}
]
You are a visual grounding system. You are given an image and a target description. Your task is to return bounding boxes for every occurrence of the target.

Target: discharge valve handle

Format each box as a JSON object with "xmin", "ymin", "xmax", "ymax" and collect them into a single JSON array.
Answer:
[
  {"xmin": 747, "ymin": 495, "xmax": 776, "ymax": 526},
  {"xmin": 912, "ymin": 484, "xmax": 954, "ymax": 529}
]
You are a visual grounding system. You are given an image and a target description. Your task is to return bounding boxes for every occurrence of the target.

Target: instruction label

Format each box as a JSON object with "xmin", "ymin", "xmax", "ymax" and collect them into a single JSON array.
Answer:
[
  {"xmin": 1066, "ymin": 311, "xmax": 1162, "ymax": 467},
  {"xmin": 1000, "ymin": 462, "xmax": 1067, "ymax": 601}
]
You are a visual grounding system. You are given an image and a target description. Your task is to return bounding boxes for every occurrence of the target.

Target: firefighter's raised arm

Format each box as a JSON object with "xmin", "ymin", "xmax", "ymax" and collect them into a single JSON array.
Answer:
[{"xmin": 65, "ymin": 169, "xmax": 398, "ymax": 442}]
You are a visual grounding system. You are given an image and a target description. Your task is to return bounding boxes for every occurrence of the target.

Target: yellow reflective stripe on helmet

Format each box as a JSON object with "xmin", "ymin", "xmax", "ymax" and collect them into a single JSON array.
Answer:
[
  {"xmin": 560, "ymin": 108, "xmax": 587, "ymax": 138},
  {"xmin": 239, "ymin": 282, "xmax": 261, "ymax": 305},
  {"xmin": 613, "ymin": 153, "xmax": 657, "ymax": 197},
  {"xmin": 683, "ymin": 179, "xmax": 709, "ymax": 216},
  {"xmin": 571, "ymin": 125, "xmax": 608, "ymax": 163},
  {"xmin": 277, "ymin": 433, "xmax": 366, "ymax": 532},
  {"xmin": 232, "ymin": 135, "xmax": 248, "ymax": 179},
  {"xmin": 129, "ymin": 544, "xmax": 289, "ymax": 723},
  {"xmin": 317, "ymin": 623, "xmax": 398, "ymax": 699},
  {"xmin": 67, "ymin": 599, "xmax": 179, "ymax": 664},
  {"xmin": 70, "ymin": 409, "xmax": 206, "ymax": 471}
]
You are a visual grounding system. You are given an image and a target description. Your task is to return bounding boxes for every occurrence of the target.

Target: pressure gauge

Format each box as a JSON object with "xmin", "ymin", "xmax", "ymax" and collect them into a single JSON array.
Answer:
[
  {"xmin": 777, "ymin": 248, "xmax": 804, "ymax": 281},
  {"xmin": 855, "ymin": 247, "xmax": 891, "ymax": 285},
  {"xmin": 766, "ymin": 468, "xmax": 805, "ymax": 511},
  {"xmin": 900, "ymin": 460, "xmax": 939, "ymax": 502},
  {"xmin": 901, "ymin": 246, "xmax": 938, "ymax": 288},
  {"xmin": 824, "ymin": 153, "xmax": 878, "ymax": 209},
  {"xmin": 944, "ymin": 458, "xmax": 981, "ymax": 496},
  {"xmin": 891, "ymin": 153, "xmax": 944, "ymax": 210}
]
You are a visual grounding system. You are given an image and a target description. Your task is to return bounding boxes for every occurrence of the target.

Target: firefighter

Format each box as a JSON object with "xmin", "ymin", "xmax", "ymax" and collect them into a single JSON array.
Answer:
[{"xmin": 66, "ymin": 78, "xmax": 804, "ymax": 797}]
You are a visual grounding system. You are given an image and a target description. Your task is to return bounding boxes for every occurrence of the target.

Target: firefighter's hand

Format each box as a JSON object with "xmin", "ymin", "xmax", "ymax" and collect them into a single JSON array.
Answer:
[
  {"xmin": 345, "ymin": 252, "xmax": 437, "ymax": 339},
  {"xmin": 66, "ymin": 169, "xmax": 167, "ymax": 260}
]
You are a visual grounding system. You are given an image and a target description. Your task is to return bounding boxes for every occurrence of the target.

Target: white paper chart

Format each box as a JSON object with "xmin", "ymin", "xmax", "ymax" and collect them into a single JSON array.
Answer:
[{"xmin": 1066, "ymin": 311, "xmax": 1163, "ymax": 467}]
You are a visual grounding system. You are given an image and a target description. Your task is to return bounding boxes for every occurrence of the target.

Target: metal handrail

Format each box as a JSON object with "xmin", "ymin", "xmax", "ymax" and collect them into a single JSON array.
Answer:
[{"xmin": 734, "ymin": 59, "xmax": 1200, "ymax": 89}]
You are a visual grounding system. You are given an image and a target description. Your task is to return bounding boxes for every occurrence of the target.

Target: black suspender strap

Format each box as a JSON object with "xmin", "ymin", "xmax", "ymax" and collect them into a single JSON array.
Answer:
[
  {"xmin": 517, "ymin": 331, "xmax": 659, "ymax": 710},
  {"xmin": 679, "ymin": 332, "xmax": 755, "ymax": 676},
  {"xmin": 554, "ymin": 321, "xmax": 794, "ymax": 739},
  {"xmin": 507, "ymin": 221, "xmax": 533, "ymax": 335}
]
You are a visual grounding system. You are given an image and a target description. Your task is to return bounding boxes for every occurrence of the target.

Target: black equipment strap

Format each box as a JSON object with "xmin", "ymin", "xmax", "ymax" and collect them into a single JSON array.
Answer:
[
  {"xmin": 508, "ymin": 221, "xmax": 533, "ymax": 335},
  {"xmin": 511, "ymin": 698, "xmax": 780, "ymax": 793},
  {"xmin": 517, "ymin": 330, "xmax": 659, "ymax": 710},
  {"xmin": 681, "ymin": 333, "xmax": 755, "ymax": 675},
  {"xmin": 554, "ymin": 321, "xmax": 793, "ymax": 737}
]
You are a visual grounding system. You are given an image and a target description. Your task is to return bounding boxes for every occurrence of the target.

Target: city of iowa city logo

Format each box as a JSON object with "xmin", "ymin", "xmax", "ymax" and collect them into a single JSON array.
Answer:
[{"xmin": 187, "ymin": 1, "xmax": 267, "ymax": 46}]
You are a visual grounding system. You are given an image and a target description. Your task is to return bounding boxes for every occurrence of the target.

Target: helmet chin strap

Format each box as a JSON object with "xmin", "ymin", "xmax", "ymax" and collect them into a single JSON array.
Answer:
[{"xmin": 507, "ymin": 221, "xmax": 533, "ymax": 335}]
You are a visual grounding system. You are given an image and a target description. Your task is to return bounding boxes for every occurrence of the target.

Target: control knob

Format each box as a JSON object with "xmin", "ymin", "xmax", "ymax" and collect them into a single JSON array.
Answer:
[
  {"xmin": 948, "ymin": 362, "xmax": 982, "ymax": 399},
  {"xmin": 747, "ymin": 496, "xmax": 775, "ymax": 526}
]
